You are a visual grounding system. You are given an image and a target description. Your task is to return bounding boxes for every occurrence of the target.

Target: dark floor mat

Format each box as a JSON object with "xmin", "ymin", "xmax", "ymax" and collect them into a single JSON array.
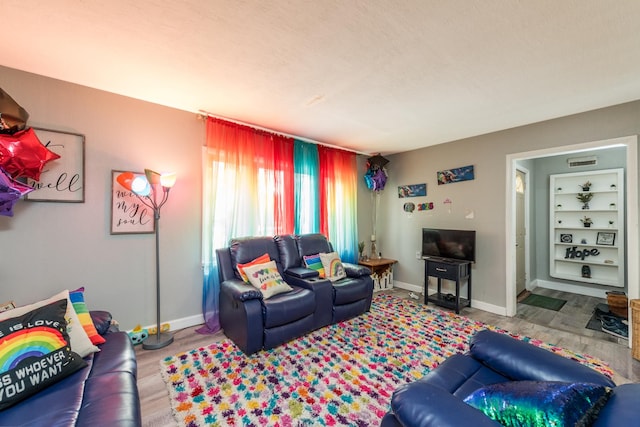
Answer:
[{"xmin": 521, "ymin": 293, "xmax": 567, "ymax": 311}]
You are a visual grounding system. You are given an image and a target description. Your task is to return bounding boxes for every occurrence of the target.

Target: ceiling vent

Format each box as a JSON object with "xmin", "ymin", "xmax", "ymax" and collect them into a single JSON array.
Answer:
[{"xmin": 567, "ymin": 155, "xmax": 597, "ymax": 168}]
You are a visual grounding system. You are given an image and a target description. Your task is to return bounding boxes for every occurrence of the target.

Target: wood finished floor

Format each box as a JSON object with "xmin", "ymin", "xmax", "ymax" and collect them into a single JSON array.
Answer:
[{"xmin": 136, "ymin": 288, "xmax": 640, "ymax": 426}]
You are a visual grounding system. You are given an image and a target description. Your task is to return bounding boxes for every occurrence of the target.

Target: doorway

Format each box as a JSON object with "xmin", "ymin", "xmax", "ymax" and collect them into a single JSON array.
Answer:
[
  {"xmin": 505, "ymin": 135, "xmax": 639, "ymax": 348},
  {"xmin": 515, "ymin": 167, "xmax": 528, "ymax": 298}
]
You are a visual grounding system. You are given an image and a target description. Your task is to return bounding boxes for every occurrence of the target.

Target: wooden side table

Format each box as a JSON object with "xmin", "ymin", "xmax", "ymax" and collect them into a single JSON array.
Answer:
[{"xmin": 358, "ymin": 258, "xmax": 397, "ymax": 291}]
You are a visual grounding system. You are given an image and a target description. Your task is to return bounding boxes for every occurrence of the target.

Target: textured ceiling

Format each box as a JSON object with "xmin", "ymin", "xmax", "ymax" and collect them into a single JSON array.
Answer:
[{"xmin": 2, "ymin": 1, "xmax": 640, "ymax": 154}]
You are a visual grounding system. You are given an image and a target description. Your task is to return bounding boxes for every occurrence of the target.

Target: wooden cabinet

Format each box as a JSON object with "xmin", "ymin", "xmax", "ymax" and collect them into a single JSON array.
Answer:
[
  {"xmin": 424, "ymin": 258, "xmax": 471, "ymax": 313},
  {"xmin": 549, "ymin": 169, "xmax": 624, "ymax": 287}
]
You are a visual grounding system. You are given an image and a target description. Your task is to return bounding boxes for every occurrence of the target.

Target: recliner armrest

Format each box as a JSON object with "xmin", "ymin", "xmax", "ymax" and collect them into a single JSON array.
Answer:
[
  {"xmin": 391, "ymin": 381, "xmax": 502, "ymax": 427},
  {"xmin": 343, "ymin": 262, "xmax": 371, "ymax": 277},
  {"xmin": 221, "ymin": 279, "xmax": 263, "ymax": 302}
]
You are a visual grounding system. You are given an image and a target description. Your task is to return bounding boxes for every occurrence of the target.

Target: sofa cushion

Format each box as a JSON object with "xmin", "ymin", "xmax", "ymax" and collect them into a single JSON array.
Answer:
[
  {"xmin": 70, "ymin": 287, "xmax": 106, "ymax": 345},
  {"xmin": 320, "ymin": 252, "xmax": 347, "ymax": 281},
  {"xmin": 236, "ymin": 253, "xmax": 270, "ymax": 282},
  {"xmin": 263, "ymin": 287, "xmax": 315, "ymax": 328},
  {"xmin": 243, "ymin": 261, "xmax": 293, "ymax": 299},
  {"xmin": 0, "ymin": 299, "xmax": 87, "ymax": 411},
  {"xmin": 0, "ymin": 290, "xmax": 99, "ymax": 358},
  {"xmin": 333, "ymin": 277, "xmax": 373, "ymax": 305},
  {"xmin": 464, "ymin": 381, "xmax": 611, "ymax": 427}
]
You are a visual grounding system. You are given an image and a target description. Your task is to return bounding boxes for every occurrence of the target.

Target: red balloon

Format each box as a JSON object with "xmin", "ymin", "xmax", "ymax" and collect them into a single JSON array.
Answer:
[{"xmin": 0, "ymin": 128, "xmax": 60, "ymax": 180}]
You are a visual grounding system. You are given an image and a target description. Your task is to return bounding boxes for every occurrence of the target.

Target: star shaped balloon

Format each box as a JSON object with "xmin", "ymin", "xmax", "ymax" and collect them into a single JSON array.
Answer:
[
  {"xmin": 0, "ymin": 167, "xmax": 33, "ymax": 216},
  {"xmin": 0, "ymin": 128, "xmax": 60, "ymax": 181}
]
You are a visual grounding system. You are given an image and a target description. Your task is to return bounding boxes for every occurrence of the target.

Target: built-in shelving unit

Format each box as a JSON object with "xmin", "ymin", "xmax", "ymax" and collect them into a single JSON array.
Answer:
[{"xmin": 549, "ymin": 168, "xmax": 624, "ymax": 287}]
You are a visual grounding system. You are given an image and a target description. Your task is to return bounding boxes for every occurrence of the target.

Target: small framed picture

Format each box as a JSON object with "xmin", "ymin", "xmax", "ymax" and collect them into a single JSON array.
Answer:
[
  {"xmin": 560, "ymin": 233, "xmax": 573, "ymax": 243},
  {"xmin": 596, "ymin": 232, "xmax": 616, "ymax": 246}
]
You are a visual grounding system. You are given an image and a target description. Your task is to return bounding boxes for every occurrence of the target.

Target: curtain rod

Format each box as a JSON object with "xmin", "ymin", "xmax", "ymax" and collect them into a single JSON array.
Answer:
[{"xmin": 196, "ymin": 110, "xmax": 372, "ymax": 156}]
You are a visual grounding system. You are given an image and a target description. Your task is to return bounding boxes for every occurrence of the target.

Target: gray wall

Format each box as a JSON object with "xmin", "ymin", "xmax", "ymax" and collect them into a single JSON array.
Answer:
[
  {"xmin": 373, "ymin": 101, "xmax": 640, "ymax": 309},
  {"xmin": 0, "ymin": 66, "xmax": 204, "ymax": 330}
]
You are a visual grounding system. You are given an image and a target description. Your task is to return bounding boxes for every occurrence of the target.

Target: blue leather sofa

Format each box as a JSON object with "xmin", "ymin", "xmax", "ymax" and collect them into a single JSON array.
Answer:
[
  {"xmin": 216, "ymin": 233, "xmax": 373, "ymax": 355},
  {"xmin": 381, "ymin": 329, "xmax": 638, "ymax": 427},
  {"xmin": 0, "ymin": 311, "xmax": 141, "ymax": 426}
]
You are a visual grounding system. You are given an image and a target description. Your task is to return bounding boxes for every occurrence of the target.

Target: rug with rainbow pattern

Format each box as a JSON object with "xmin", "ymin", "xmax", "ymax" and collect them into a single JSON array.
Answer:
[{"xmin": 160, "ymin": 294, "xmax": 613, "ymax": 426}]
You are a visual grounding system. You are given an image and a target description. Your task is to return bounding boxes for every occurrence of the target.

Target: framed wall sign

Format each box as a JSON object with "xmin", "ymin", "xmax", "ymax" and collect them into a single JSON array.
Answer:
[
  {"xmin": 25, "ymin": 128, "xmax": 85, "ymax": 202},
  {"xmin": 110, "ymin": 170, "xmax": 155, "ymax": 234},
  {"xmin": 596, "ymin": 232, "xmax": 616, "ymax": 246}
]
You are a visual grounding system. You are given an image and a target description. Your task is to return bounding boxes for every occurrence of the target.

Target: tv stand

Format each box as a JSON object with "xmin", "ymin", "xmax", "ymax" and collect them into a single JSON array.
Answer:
[{"xmin": 424, "ymin": 258, "xmax": 471, "ymax": 314}]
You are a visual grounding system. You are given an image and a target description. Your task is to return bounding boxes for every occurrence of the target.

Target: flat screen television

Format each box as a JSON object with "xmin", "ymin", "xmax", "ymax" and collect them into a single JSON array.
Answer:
[{"xmin": 422, "ymin": 228, "xmax": 476, "ymax": 263}]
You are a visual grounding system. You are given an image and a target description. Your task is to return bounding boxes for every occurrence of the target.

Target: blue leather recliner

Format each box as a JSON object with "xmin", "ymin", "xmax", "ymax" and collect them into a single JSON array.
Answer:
[
  {"xmin": 381, "ymin": 329, "xmax": 638, "ymax": 427},
  {"xmin": 216, "ymin": 234, "xmax": 373, "ymax": 355}
]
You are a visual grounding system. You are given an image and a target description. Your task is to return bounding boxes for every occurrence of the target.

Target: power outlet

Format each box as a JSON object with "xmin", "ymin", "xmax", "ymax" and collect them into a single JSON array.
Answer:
[{"xmin": 415, "ymin": 251, "xmax": 421, "ymax": 259}]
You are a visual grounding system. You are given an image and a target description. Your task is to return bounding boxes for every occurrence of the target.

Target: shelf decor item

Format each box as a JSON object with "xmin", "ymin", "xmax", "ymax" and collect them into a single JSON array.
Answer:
[
  {"xmin": 116, "ymin": 169, "xmax": 177, "ymax": 350},
  {"xmin": 580, "ymin": 181, "xmax": 592, "ymax": 191},
  {"xmin": 597, "ymin": 232, "xmax": 616, "ymax": 246},
  {"xmin": 610, "ymin": 203, "xmax": 616, "ymax": 209},
  {"xmin": 576, "ymin": 192, "xmax": 593, "ymax": 210},
  {"xmin": 580, "ymin": 216, "xmax": 593, "ymax": 227}
]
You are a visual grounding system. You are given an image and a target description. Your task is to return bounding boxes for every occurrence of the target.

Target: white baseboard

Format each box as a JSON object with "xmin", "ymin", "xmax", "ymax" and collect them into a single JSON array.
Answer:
[
  {"xmin": 393, "ymin": 281, "xmax": 508, "ymax": 316},
  {"xmin": 128, "ymin": 313, "xmax": 204, "ymax": 334}
]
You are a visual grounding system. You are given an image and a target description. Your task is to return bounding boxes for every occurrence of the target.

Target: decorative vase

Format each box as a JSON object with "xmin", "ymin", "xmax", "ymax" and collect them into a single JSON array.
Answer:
[{"xmin": 582, "ymin": 203, "xmax": 589, "ymax": 210}]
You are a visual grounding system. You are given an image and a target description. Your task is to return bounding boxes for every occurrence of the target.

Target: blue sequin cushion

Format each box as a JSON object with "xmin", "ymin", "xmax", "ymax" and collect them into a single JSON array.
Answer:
[{"xmin": 463, "ymin": 381, "xmax": 611, "ymax": 427}]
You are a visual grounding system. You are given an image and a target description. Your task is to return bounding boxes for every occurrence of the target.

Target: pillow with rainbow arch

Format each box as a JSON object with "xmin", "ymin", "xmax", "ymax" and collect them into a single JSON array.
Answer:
[
  {"xmin": 0, "ymin": 299, "xmax": 87, "ymax": 410},
  {"xmin": 320, "ymin": 252, "xmax": 347, "ymax": 282}
]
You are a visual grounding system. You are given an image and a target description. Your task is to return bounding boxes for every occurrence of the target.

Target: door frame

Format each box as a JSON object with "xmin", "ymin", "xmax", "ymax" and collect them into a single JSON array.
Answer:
[
  {"xmin": 515, "ymin": 165, "xmax": 530, "ymax": 295},
  {"xmin": 505, "ymin": 135, "xmax": 638, "ymax": 347}
]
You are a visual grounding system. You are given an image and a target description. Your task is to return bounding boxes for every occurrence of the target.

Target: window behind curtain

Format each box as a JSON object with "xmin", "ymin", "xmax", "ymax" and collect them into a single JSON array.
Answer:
[{"xmin": 200, "ymin": 117, "xmax": 358, "ymax": 332}]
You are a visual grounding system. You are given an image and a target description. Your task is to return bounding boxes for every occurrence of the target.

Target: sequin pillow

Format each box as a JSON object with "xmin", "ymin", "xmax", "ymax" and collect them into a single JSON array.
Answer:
[
  {"xmin": 243, "ymin": 261, "xmax": 293, "ymax": 299},
  {"xmin": 236, "ymin": 253, "xmax": 271, "ymax": 282},
  {"xmin": 319, "ymin": 252, "xmax": 346, "ymax": 281},
  {"xmin": 463, "ymin": 381, "xmax": 611, "ymax": 427},
  {"xmin": 303, "ymin": 253, "xmax": 325, "ymax": 278}
]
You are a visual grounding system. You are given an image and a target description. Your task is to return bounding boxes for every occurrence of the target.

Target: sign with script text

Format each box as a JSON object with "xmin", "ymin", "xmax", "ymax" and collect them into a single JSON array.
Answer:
[{"xmin": 110, "ymin": 170, "xmax": 155, "ymax": 234}]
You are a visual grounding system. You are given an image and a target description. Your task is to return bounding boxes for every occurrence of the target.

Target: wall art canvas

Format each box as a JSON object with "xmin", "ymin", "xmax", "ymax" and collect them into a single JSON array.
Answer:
[
  {"xmin": 110, "ymin": 170, "xmax": 155, "ymax": 234},
  {"xmin": 437, "ymin": 165, "xmax": 475, "ymax": 185},
  {"xmin": 24, "ymin": 128, "xmax": 85, "ymax": 202},
  {"xmin": 398, "ymin": 183, "xmax": 426, "ymax": 198}
]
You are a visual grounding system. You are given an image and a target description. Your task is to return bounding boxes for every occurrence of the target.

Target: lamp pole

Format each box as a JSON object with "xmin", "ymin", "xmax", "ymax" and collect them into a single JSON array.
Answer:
[
  {"xmin": 143, "ymin": 204, "xmax": 173, "ymax": 350},
  {"xmin": 118, "ymin": 170, "xmax": 175, "ymax": 350}
]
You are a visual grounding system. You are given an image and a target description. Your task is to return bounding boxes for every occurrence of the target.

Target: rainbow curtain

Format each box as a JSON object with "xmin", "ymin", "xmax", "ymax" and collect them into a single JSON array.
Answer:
[{"xmin": 200, "ymin": 118, "xmax": 358, "ymax": 333}]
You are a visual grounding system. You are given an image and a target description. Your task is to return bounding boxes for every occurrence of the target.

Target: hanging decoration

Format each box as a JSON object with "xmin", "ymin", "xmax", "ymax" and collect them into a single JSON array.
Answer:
[
  {"xmin": 364, "ymin": 153, "xmax": 390, "ymax": 259},
  {"xmin": 0, "ymin": 87, "xmax": 60, "ymax": 216},
  {"xmin": 0, "ymin": 168, "xmax": 33, "ymax": 216},
  {"xmin": 364, "ymin": 153, "xmax": 389, "ymax": 191}
]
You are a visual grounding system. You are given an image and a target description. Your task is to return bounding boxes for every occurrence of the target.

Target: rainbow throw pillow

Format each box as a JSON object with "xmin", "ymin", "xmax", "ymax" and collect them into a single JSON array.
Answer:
[
  {"xmin": 303, "ymin": 253, "xmax": 325, "ymax": 278},
  {"xmin": 320, "ymin": 252, "xmax": 347, "ymax": 282},
  {"xmin": 242, "ymin": 261, "xmax": 293, "ymax": 299},
  {"xmin": 0, "ymin": 299, "xmax": 86, "ymax": 410}
]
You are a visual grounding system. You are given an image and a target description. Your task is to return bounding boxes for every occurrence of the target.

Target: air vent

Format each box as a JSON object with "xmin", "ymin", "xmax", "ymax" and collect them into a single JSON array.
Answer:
[{"xmin": 567, "ymin": 156, "xmax": 597, "ymax": 168}]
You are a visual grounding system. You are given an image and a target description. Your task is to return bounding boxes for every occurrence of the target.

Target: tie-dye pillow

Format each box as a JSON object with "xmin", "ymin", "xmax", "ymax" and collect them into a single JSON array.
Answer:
[
  {"xmin": 243, "ymin": 261, "xmax": 293, "ymax": 299},
  {"xmin": 303, "ymin": 253, "xmax": 325, "ymax": 278},
  {"xmin": 0, "ymin": 299, "xmax": 87, "ymax": 410},
  {"xmin": 320, "ymin": 252, "xmax": 347, "ymax": 282}
]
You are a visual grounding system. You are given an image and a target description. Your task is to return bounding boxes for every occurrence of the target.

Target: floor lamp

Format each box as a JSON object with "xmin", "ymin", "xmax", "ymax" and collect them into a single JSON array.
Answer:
[{"xmin": 117, "ymin": 169, "xmax": 176, "ymax": 350}]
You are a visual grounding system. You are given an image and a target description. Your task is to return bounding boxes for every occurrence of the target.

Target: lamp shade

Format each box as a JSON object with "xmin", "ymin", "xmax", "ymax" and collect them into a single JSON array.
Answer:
[
  {"xmin": 160, "ymin": 172, "xmax": 177, "ymax": 188},
  {"xmin": 131, "ymin": 176, "xmax": 151, "ymax": 196}
]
